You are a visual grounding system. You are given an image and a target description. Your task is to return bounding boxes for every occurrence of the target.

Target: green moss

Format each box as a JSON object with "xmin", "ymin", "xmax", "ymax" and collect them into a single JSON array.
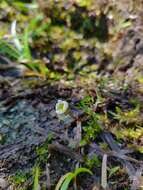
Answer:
[
  {"xmin": 111, "ymin": 105, "xmax": 142, "ymax": 125},
  {"xmin": 36, "ymin": 133, "xmax": 53, "ymax": 163},
  {"xmin": 77, "ymin": 96, "xmax": 102, "ymax": 142},
  {"xmin": 85, "ymin": 154, "xmax": 101, "ymax": 169},
  {"xmin": 10, "ymin": 170, "xmax": 31, "ymax": 187}
]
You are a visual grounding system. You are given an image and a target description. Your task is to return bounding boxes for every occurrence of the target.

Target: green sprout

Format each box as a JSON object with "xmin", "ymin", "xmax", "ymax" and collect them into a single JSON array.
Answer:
[{"xmin": 55, "ymin": 167, "xmax": 92, "ymax": 190}]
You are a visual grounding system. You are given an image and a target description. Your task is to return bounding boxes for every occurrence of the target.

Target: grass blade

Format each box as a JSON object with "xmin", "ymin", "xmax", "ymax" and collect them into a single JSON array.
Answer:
[
  {"xmin": 33, "ymin": 167, "xmax": 40, "ymax": 190},
  {"xmin": 55, "ymin": 173, "xmax": 73, "ymax": 190},
  {"xmin": 0, "ymin": 40, "xmax": 20, "ymax": 60},
  {"xmin": 60, "ymin": 173, "xmax": 75, "ymax": 190},
  {"xmin": 74, "ymin": 167, "xmax": 93, "ymax": 176}
]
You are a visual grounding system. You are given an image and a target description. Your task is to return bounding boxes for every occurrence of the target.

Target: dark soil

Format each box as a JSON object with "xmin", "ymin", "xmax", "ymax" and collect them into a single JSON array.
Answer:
[{"xmin": 0, "ymin": 1, "xmax": 143, "ymax": 190}]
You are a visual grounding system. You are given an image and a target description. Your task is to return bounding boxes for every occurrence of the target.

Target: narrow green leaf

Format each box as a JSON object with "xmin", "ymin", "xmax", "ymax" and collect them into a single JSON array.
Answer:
[
  {"xmin": 33, "ymin": 167, "xmax": 40, "ymax": 190},
  {"xmin": 0, "ymin": 40, "xmax": 20, "ymax": 60},
  {"xmin": 60, "ymin": 173, "xmax": 75, "ymax": 190},
  {"xmin": 55, "ymin": 173, "xmax": 73, "ymax": 190},
  {"xmin": 21, "ymin": 27, "xmax": 31, "ymax": 61}
]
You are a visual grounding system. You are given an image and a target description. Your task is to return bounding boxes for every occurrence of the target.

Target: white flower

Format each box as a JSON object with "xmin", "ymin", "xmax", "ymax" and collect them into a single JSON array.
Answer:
[{"xmin": 55, "ymin": 100, "xmax": 69, "ymax": 115}]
